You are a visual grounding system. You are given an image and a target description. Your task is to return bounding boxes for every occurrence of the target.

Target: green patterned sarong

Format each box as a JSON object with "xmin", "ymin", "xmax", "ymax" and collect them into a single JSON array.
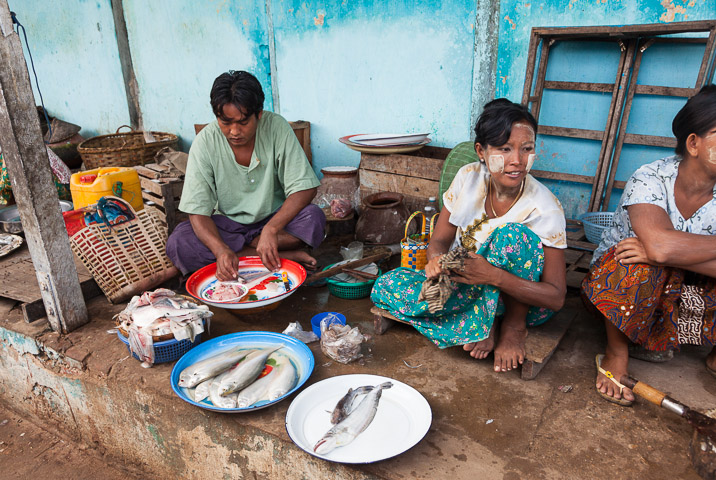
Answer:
[{"xmin": 370, "ymin": 223, "xmax": 554, "ymax": 348}]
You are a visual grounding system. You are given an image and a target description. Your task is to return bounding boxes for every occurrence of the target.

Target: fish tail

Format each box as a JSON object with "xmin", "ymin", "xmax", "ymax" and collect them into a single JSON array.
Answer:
[{"xmin": 379, "ymin": 382, "xmax": 393, "ymax": 389}]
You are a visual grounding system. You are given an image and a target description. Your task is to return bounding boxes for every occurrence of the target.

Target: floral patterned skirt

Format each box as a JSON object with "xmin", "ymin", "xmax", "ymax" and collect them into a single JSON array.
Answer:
[
  {"xmin": 581, "ymin": 246, "xmax": 716, "ymax": 351},
  {"xmin": 370, "ymin": 223, "xmax": 554, "ymax": 348}
]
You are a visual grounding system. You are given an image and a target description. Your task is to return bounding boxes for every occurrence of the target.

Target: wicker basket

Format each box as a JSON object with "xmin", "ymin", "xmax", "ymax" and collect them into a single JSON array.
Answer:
[
  {"xmin": 579, "ymin": 212, "xmax": 614, "ymax": 244},
  {"xmin": 324, "ymin": 263, "xmax": 382, "ymax": 299},
  {"xmin": 69, "ymin": 196, "xmax": 176, "ymax": 303},
  {"xmin": 77, "ymin": 125, "xmax": 178, "ymax": 169}
]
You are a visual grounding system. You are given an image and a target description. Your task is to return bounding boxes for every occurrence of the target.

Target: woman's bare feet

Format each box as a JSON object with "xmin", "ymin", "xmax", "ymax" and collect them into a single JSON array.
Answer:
[
  {"xmin": 493, "ymin": 325, "xmax": 527, "ymax": 372},
  {"xmin": 596, "ymin": 351, "xmax": 634, "ymax": 403},
  {"xmin": 280, "ymin": 250, "xmax": 317, "ymax": 271},
  {"xmin": 463, "ymin": 328, "xmax": 497, "ymax": 359}
]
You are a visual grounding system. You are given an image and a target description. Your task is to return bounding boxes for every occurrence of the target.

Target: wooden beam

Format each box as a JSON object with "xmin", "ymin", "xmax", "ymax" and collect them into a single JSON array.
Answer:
[
  {"xmin": 531, "ymin": 21, "xmax": 716, "ymax": 39},
  {"xmin": 622, "ymin": 133, "xmax": 677, "ymax": 148},
  {"xmin": 634, "ymin": 84, "xmax": 697, "ymax": 97},
  {"xmin": 543, "ymin": 81, "xmax": 614, "ymax": 93},
  {"xmin": 538, "ymin": 125, "xmax": 604, "ymax": 141},
  {"xmin": 530, "ymin": 169, "xmax": 593, "ymax": 185},
  {"xmin": 0, "ymin": 2, "xmax": 88, "ymax": 333}
]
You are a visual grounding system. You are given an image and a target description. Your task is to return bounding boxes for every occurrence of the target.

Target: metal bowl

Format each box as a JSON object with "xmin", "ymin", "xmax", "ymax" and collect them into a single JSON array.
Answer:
[{"xmin": 0, "ymin": 200, "xmax": 74, "ymax": 234}]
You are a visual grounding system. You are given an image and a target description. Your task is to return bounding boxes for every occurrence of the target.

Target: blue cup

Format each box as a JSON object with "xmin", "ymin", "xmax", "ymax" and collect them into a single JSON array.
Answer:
[{"xmin": 311, "ymin": 312, "xmax": 347, "ymax": 338}]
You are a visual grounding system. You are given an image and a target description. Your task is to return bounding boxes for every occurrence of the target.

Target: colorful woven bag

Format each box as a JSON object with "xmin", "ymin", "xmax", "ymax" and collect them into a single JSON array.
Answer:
[{"xmin": 400, "ymin": 211, "xmax": 438, "ymax": 270}]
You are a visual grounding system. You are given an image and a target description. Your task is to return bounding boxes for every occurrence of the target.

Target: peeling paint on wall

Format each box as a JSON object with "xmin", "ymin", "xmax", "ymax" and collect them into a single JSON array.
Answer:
[{"xmin": 660, "ymin": 0, "xmax": 688, "ymax": 22}]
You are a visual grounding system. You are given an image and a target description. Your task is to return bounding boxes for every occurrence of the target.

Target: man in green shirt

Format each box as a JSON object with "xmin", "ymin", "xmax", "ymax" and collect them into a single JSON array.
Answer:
[{"xmin": 166, "ymin": 70, "xmax": 326, "ymax": 281}]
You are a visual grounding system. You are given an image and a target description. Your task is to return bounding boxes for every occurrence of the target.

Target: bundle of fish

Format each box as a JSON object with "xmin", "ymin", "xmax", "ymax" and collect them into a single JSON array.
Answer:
[
  {"xmin": 114, "ymin": 288, "xmax": 213, "ymax": 365},
  {"xmin": 178, "ymin": 345, "xmax": 297, "ymax": 409},
  {"xmin": 314, "ymin": 382, "xmax": 393, "ymax": 454}
]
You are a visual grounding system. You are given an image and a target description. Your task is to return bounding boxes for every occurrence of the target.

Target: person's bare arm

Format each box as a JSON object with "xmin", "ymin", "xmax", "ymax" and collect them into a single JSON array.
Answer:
[
  {"xmin": 255, "ymin": 187, "xmax": 317, "ymax": 270},
  {"xmin": 451, "ymin": 246, "xmax": 566, "ymax": 312},
  {"xmin": 625, "ymin": 203, "xmax": 716, "ymax": 270},
  {"xmin": 424, "ymin": 209, "xmax": 457, "ymax": 278},
  {"xmin": 189, "ymin": 214, "xmax": 238, "ymax": 281}
]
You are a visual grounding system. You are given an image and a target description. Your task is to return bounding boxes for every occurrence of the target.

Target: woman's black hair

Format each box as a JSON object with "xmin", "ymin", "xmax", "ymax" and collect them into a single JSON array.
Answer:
[
  {"xmin": 210, "ymin": 70, "xmax": 265, "ymax": 120},
  {"xmin": 672, "ymin": 84, "xmax": 716, "ymax": 156},
  {"xmin": 474, "ymin": 98, "xmax": 537, "ymax": 150}
]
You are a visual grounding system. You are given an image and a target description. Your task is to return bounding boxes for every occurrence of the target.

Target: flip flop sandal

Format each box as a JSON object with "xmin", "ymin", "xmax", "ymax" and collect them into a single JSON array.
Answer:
[{"xmin": 595, "ymin": 354, "xmax": 634, "ymax": 407}]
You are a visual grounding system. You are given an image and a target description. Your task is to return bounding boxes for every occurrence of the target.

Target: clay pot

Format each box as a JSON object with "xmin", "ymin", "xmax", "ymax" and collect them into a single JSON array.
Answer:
[
  {"xmin": 355, "ymin": 192, "xmax": 410, "ymax": 244},
  {"xmin": 318, "ymin": 166, "xmax": 359, "ymax": 200}
]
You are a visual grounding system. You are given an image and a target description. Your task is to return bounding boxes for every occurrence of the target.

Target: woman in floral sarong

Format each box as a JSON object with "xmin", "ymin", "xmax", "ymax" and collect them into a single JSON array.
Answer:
[
  {"xmin": 371, "ymin": 99, "xmax": 567, "ymax": 372},
  {"xmin": 582, "ymin": 84, "xmax": 716, "ymax": 406}
]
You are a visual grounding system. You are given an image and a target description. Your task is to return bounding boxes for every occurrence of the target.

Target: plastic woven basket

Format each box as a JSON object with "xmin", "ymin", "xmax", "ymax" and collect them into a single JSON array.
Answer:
[
  {"xmin": 324, "ymin": 263, "xmax": 382, "ymax": 299},
  {"xmin": 116, "ymin": 330, "xmax": 203, "ymax": 364},
  {"xmin": 579, "ymin": 212, "xmax": 614, "ymax": 244}
]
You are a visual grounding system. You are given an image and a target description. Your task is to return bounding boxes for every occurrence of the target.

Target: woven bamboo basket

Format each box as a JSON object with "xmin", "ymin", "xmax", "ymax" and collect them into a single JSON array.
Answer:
[
  {"xmin": 69, "ymin": 196, "xmax": 177, "ymax": 303},
  {"xmin": 77, "ymin": 125, "xmax": 179, "ymax": 169}
]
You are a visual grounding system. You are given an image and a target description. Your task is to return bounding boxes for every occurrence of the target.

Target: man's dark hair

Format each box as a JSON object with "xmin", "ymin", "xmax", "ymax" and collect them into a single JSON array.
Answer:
[
  {"xmin": 474, "ymin": 98, "xmax": 538, "ymax": 149},
  {"xmin": 672, "ymin": 84, "xmax": 716, "ymax": 156},
  {"xmin": 210, "ymin": 70, "xmax": 265, "ymax": 120}
]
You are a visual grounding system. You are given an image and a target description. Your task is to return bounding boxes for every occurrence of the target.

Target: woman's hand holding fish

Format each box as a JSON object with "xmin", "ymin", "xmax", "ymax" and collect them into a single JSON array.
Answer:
[
  {"xmin": 216, "ymin": 248, "xmax": 241, "ymax": 282},
  {"xmin": 450, "ymin": 252, "xmax": 499, "ymax": 286}
]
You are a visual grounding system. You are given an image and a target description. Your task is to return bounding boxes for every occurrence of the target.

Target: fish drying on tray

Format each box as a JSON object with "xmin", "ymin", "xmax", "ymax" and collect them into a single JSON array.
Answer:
[
  {"xmin": 115, "ymin": 288, "xmax": 213, "ymax": 365},
  {"xmin": 314, "ymin": 382, "xmax": 393, "ymax": 454},
  {"xmin": 179, "ymin": 346, "xmax": 297, "ymax": 409}
]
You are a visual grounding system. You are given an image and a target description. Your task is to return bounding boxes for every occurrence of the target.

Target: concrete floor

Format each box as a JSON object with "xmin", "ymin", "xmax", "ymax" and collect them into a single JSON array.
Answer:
[{"xmin": 1, "ymin": 244, "xmax": 715, "ymax": 479}]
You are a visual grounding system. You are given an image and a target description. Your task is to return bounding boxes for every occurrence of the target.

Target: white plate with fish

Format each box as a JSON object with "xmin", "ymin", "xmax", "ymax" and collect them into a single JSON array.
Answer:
[
  {"xmin": 285, "ymin": 374, "xmax": 432, "ymax": 463},
  {"xmin": 170, "ymin": 331, "xmax": 314, "ymax": 412}
]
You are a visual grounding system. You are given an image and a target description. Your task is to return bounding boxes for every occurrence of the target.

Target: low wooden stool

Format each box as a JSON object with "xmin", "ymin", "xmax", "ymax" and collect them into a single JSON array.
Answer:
[{"xmin": 371, "ymin": 306, "xmax": 576, "ymax": 380}]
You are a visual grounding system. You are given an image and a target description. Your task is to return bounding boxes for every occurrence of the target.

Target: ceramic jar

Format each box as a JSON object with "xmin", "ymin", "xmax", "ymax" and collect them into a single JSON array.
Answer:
[
  {"xmin": 355, "ymin": 192, "xmax": 410, "ymax": 244},
  {"xmin": 316, "ymin": 166, "xmax": 359, "ymax": 206}
]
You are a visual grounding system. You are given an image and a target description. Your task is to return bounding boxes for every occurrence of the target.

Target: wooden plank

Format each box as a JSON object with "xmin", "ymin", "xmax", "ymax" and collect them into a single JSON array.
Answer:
[
  {"xmin": 0, "ymin": 3, "xmax": 88, "ymax": 333},
  {"xmin": 532, "ymin": 21, "xmax": 716, "ymax": 39},
  {"xmin": 359, "ymin": 154, "xmax": 445, "ymax": 181},
  {"xmin": 634, "ymin": 84, "xmax": 697, "ymax": 97},
  {"xmin": 695, "ymin": 27, "xmax": 716, "ymax": 87},
  {"xmin": 370, "ymin": 306, "xmax": 575, "ymax": 381},
  {"xmin": 538, "ymin": 125, "xmax": 604, "ymax": 141},
  {"xmin": 531, "ymin": 37, "xmax": 552, "ymax": 120},
  {"xmin": 530, "ymin": 169, "xmax": 593, "ymax": 184},
  {"xmin": 543, "ymin": 80, "xmax": 614, "ymax": 93},
  {"xmin": 522, "ymin": 30, "xmax": 541, "ymax": 106},
  {"xmin": 603, "ymin": 43, "xmax": 646, "ymax": 210},
  {"xmin": 521, "ymin": 309, "xmax": 576, "ymax": 380},
  {"xmin": 622, "ymin": 133, "xmax": 677, "ymax": 148},
  {"xmin": 359, "ymin": 171, "xmax": 440, "ymax": 204},
  {"xmin": 590, "ymin": 40, "xmax": 636, "ymax": 212},
  {"xmin": 289, "ymin": 120, "xmax": 311, "ymax": 165}
]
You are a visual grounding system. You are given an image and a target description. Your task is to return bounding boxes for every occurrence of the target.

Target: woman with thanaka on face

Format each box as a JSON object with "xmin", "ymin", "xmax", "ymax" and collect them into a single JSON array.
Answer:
[
  {"xmin": 582, "ymin": 84, "xmax": 716, "ymax": 406},
  {"xmin": 371, "ymin": 99, "xmax": 567, "ymax": 372}
]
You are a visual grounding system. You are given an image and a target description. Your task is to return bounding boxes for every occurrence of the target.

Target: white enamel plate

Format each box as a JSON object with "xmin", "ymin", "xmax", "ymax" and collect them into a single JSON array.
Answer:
[{"xmin": 285, "ymin": 374, "xmax": 432, "ymax": 463}]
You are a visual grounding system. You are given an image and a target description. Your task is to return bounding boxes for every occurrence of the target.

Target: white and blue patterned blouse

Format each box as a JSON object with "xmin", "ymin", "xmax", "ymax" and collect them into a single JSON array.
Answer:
[{"xmin": 593, "ymin": 155, "xmax": 716, "ymax": 262}]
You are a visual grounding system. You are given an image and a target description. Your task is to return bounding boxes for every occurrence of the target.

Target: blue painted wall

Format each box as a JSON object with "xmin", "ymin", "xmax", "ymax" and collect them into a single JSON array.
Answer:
[
  {"xmin": 8, "ymin": 0, "xmax": 130, "ymax": 138},
  {"xmin": 5, "ymin": 0, "xmax": 716, "ymax": 216}
]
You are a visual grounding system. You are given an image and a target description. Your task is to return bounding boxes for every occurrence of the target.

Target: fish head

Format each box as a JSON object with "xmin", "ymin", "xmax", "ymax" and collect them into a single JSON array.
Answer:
[
  {"xmin": 218, "ymin": 384, "xmax": 233, "ymax": 397},
  {"xmin": 178, "ymin": 373, "xmax": 198, "ymax": 388},
  {"xmin": 313, "ymin": 434, "xmax": 338, "ymax": 455}
]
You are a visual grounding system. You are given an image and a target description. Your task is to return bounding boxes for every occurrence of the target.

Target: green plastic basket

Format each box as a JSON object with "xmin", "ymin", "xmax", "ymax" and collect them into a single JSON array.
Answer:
[{"xmin": 323, "ymin": 263, "xmax": 382, "ymax": 299}]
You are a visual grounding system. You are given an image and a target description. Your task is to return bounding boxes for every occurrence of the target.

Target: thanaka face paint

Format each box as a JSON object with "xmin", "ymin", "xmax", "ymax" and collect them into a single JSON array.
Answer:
[
  {"xmin": 526, "ymin": 153, "xmax": 535, "ymax": 172},
  {"xmin": 512, "ymin": 122, "xmax": 535, "ymax": 138},
  {"xmin": 487, "ymin": 154, "xmax": 504, "ymax": 174}
]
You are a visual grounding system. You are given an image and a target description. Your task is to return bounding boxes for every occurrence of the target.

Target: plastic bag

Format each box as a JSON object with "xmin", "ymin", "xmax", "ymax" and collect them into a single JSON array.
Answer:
[
  {"xmin": 282, "ymin": 321, "xmax": 319, "ymax": 344},
  {"xmin": 330, "ymin": 197, "xmax": 352, "ymax": 218},
  {"xmin": 320, "ymin": 322, "xmax": 365, "ymax": 364},
  {"xmin": 339, "ymin": 241, "xmax": 363, "ymax": 261}
]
